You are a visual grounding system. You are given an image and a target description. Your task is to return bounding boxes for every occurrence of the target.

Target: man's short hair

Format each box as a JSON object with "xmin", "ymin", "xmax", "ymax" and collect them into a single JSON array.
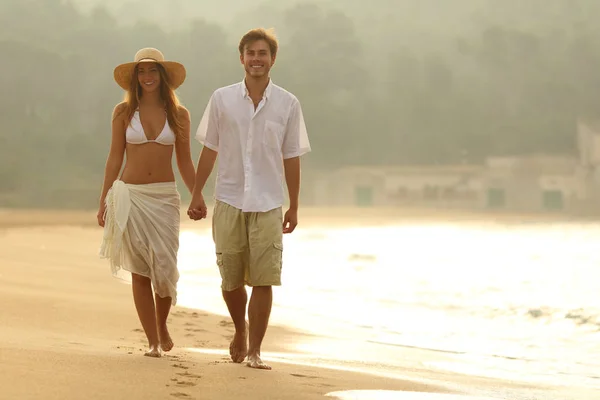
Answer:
[{"xmin": 239, "ymin": 27, "xmax": 279, "ymax": 57}]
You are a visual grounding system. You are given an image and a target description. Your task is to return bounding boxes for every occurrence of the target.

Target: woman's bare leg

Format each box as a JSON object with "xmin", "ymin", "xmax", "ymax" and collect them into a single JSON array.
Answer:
[
  {"xmin": 155, "ymin": 293, "xmax": 173, "ymax": 352},
  {"xmin": 131, "ymin": 273, "xmax": 161, "ymax": 357}
]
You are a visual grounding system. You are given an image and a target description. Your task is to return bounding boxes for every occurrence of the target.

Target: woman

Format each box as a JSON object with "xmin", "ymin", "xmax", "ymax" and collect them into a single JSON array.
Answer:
[{"xmin": 97, "ymin": 48, "xmax": 197, "ymax": 358}]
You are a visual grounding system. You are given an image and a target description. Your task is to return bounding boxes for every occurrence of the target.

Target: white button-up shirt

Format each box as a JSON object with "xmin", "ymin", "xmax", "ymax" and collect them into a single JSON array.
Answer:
[{"xmin": 195, "ymin": 79, "xmax": 311, "ymax": 212}]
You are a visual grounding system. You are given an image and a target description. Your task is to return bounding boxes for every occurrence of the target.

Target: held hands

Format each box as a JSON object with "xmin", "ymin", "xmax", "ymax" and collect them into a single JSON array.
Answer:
[
  {"xmin": 283, "ymin": 208, "xmax": 298, "ymax": 234},
  {"xmin": 187, "ymin": 193, "xmax": 208, "ymax": 221}
]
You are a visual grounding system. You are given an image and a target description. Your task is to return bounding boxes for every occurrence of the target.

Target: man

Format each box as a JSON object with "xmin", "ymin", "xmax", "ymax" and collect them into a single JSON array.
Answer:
[{"xmin": 187, "ymin": 27, "xmax": 311, "ymax": 370}]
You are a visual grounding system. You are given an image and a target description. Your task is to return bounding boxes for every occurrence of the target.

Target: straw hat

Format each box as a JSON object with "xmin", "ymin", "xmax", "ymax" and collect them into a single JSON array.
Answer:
[{"xmin": 113, "ymin": 48, "xmax": 186, "ymax": 90}]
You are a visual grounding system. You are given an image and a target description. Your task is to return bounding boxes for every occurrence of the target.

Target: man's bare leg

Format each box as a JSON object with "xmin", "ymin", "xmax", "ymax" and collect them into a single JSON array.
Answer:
[
  {"xmin": 247, "ymin": 285, "xmax": 272, "ymax": 370},
  {"xmin": 155, "ymin": 293, "xmax": 173, "ymax": 352},
  {"xmin": 131, "ymin": 273, "xmax": 161, "ymax": 357},
  {"xmin": 222, "ymin": 286, "xmax": 248, "ymax": 363}
]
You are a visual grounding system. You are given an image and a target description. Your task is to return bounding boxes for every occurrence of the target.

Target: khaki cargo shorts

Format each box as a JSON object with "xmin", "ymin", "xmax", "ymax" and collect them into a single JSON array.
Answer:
[{"xmin": 212, "ymin": 200, "xmax": 283, "ymax": 291}]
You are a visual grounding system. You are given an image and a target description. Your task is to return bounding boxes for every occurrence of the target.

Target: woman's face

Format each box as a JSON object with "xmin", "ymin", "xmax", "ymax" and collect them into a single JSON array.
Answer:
[{"xmin": 137, "ymin": 62, "xmax": 161, "ymax": 93}]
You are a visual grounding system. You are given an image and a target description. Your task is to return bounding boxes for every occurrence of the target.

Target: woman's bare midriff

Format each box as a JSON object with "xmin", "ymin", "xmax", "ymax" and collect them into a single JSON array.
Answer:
[{"xmin": 120, "ymin": 143, "xmax": 176, "ymax": 184}]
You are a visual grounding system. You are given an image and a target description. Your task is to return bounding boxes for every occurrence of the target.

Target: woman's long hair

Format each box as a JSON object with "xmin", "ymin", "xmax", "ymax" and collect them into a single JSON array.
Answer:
[{"xmin": 123, "ymin": 63, "xmax": 184, "ymax": 139}]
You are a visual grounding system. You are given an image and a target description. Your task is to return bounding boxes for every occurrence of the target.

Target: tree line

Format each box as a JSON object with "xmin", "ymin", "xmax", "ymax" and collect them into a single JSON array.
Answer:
[{"xmin": 2, "ymin": 0, "xmax": 600, "ymax": 207}]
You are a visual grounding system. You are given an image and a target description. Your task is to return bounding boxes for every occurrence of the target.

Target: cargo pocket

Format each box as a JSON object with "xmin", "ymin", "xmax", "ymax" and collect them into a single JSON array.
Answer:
[
  {"xmin": 217, "ymin": 252, "xmax": 246, "ymax": 291},
  {"xmin": 273, "ymin": 243, "xmax": 283, "ymax": 269},
  {"xmin": 216, "ymin": 252, "xmax": 224, "ymax": 279}
]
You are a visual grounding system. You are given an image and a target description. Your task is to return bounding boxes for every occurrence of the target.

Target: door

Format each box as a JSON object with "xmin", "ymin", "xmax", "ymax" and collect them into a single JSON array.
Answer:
[
  {"xmin": 487, "ymin": 188, "xmax": 506, "ymax": 208},
  {"xmin": 355, "ymin": 186, "xmax": 373, "ymax": 207}
]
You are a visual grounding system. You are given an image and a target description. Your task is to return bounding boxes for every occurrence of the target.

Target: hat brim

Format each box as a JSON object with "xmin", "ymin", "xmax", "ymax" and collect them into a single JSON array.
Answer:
[{"xmin": 113, "ymin": 59, "xmax": 186, "ymax": 90}]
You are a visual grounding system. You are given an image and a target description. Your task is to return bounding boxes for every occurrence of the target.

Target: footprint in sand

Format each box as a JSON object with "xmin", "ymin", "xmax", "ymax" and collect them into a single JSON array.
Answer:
[
  {"xmin": 170, "ymin": 393, "xmax": 192, "ymax": 398},
  {"xmin": 305, "ymin": 383, "xmax": 336, "ymax": 389},
  {"xmin": 175, "ymin": 310, "xmax": 198, "ymax": 317},
  {"xmin": 176, "ymin": 380, "xmax": 197, "ymax": 387},
  {"xmin": 291, "ymin": 373, "xmax": 319, "ymax": 379},
  {"xmin": 219, "ymin": 320, "xmax": 234, "ymax": 327},
  {"xmin": 172, "ymin": 363, "xmax": 189, "ymax": 370},
  {"xmin": 176, "ymin": 372, "xmax": 202, "ymax": 379},
  {"xmin": 209, "ymin": 360, "xmax": 231, "ymax": 365},
  {"xmin": 132, "ymin": 328, "xmax": 144, "ymax": 333}
]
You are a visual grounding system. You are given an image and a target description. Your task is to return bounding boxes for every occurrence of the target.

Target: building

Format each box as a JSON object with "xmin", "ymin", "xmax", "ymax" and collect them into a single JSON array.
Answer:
[
  {"xmin": 304, "ymin": 119, "xmax": 600, "ymax": 214},
  {"xmin": 481, "ymin": 155, "xmax": 581, "ymax": 212},
  {"xmin": 310, "ymin": 165, "xmax": 484, "ymax": 208}
]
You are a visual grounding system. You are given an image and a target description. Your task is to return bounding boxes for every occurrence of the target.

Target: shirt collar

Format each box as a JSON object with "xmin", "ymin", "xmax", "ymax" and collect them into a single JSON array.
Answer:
[{"xmin": 240, "ymin": 78, "xmax": 273, "ymax": 100}]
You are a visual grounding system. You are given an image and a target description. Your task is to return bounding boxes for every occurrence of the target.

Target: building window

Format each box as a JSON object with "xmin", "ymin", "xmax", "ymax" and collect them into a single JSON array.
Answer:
[
  {"xmin": 423, "ymin": 185, "xmax": 439, "ymax": 200},
  {"xmin": 542, "ymin": 190, "xmax": 564, "ymax": 211},
  {"xmin": 355, "ymin": 186, "xmax": 373, "ymax": 207},
  {"xmin": 397, "ymin": 187, "xmax": 408, "ymax": 199},
  {"xmin": 487, "ymin": 188, "xmax": 506, "ymax": 208}
]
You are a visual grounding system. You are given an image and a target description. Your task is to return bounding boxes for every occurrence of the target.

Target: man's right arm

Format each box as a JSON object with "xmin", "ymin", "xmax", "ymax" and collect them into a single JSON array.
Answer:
[
  {"xmin": 189, "ymin": 92, "xmax": 220, "ymax": 217},
  {"xmin": 192, "ymin": 146, "xmax": 217, "ymax": 197},
  {"xmin": 195, "ymin": 91, "xmax": 220, "ymax": 152}
]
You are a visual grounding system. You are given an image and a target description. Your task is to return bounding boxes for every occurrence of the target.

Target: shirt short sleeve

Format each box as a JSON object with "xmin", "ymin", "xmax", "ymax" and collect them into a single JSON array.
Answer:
[
  {"xmin": 282, "ymin": 98, "xmax": 311, "ymax": 159},
  {"xmin": 195, "ymin": 91, "xmax": 220, "ymax": 151}
]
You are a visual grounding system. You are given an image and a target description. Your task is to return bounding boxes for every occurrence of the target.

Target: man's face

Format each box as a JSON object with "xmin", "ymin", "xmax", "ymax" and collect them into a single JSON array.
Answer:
[{"xmin": 240, "ymin": 39, "xmax": 275, "ymax": 78}]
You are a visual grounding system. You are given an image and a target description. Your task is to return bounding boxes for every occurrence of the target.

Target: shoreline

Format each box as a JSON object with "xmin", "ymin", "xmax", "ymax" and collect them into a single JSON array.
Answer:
[{"xmin": 0, "ymin": 205, "xmax": 597, "ymax": 230}]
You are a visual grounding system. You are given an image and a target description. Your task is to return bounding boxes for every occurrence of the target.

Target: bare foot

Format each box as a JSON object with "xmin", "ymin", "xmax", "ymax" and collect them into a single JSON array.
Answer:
[
  {"xmin": 246, "ymin": 353, "xmax": 271, "ymax": 370},
  {"xmin": 159, "ymin": 325, "xmax": 174, "ymax": 352},
  {"xmin": 144, "ymin": 345, "xmax": 162, "ymax": 358},
  {"xmin": 229, "ymin": 322, "xmax": 248, "ymax": 363}
]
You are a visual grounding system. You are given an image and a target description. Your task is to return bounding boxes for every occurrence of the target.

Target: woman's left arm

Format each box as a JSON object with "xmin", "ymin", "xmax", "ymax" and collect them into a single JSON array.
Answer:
[{"xmin": 175, "ymin": 106, "xmax": 196, "ymax": 194}]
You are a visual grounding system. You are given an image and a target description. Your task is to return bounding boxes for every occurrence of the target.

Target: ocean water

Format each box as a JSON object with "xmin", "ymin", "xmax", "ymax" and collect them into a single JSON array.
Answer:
[{"xmin": 174, "ymin": 219, "xmax": 600, "ymax": 393}]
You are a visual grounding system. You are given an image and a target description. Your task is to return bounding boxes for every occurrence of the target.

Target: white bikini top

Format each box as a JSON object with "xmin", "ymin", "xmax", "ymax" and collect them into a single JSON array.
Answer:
[{"xmin": 126, "ymin": 110, "xmax": 176, "ymax": 145}]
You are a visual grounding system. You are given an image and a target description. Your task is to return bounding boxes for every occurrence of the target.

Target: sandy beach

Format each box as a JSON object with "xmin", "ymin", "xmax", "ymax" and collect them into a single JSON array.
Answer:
[{"xmin": 0, "ymin": 208, "xmax": 595, "ymax": 400}]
